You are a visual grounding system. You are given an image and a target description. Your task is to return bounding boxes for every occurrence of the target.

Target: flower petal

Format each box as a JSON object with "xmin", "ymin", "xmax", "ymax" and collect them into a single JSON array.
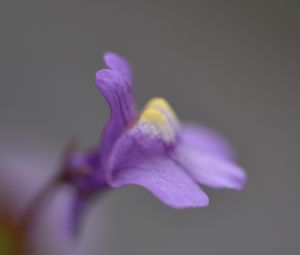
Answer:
[
  {"xmin": 96, "ymin": 53, "xmax": 137, "ymax": 161},
  {"xmin": 107, "ymin": 101, "xmax": 178, "ymax": 173},
  {"xmin": 111, "ymin": 157, "xmax": 209, "ymax": 208},
  {"xmin": 108, "ymin": 109, "xmax": 208, "ymax": 208},
  {"xmin": 103, "ymin": 51, "xmax": 133, "ymax": 85},
  {"xmin": 180, "ymin": 123, "xmax": 235, "ymax": 160},
  {"xmin": 27, "ymin": 185, "xmax": 76, "ymax": 255},
  {"xmin": 0, "ymin": 148, "xmax": 56, "ymax": 219},
  {"xmin": 0, "ymin": 148, "xmax": 76, "ymax": 255},
  {"xmin": 173, "ymin": 144, "xmax": 246, "ymax": 190},
  {"xmin": 0, "ymin": 144, "xmax": 102, "ymax": 255}
]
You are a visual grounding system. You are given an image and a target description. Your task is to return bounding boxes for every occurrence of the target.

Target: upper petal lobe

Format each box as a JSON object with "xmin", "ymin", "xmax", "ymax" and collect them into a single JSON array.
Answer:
[{"xmin": 96, "ymin": 53, "xmax": 137, "ymax": 161}]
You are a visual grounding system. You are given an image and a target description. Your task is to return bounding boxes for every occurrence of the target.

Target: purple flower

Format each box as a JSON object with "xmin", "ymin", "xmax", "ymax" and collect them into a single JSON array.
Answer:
[
  {"xmin": 65, "ymin": 52, "xmax": 246, "ymax": 209},
  {"xmin": 0, "ymin": 51, "xmax": 246, "ymax": 254}
]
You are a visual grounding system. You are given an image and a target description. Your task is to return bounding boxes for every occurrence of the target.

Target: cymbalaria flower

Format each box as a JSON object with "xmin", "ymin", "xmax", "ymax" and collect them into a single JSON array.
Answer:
[
  {"xmin": 63, "ymin": 52, "xmax": 246, "ymax": 209},
  {"xmin": 0, "ymin": 52, "xmax": 247, "ymax": 254}
]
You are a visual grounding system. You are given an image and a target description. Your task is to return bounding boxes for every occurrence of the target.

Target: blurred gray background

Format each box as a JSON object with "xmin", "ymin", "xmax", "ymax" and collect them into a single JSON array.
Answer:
[{"xmin": 1, "ymin": 0, "xmax": 299, "ymax": 254}]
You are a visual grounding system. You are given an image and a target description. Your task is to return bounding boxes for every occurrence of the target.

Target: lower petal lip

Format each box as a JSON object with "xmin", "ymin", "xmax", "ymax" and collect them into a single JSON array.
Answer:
[
  {"xmin": 172, "ymin": 144, "xmax": 247, "ymax": 191},
  {"xmin": 109, "ymin": 157, "xmax": 210, "ymax": 209}
]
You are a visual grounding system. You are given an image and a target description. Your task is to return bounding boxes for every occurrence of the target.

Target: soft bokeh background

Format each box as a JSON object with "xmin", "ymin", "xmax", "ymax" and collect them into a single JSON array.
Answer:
[{"xmin": 1, "ymin": 0, "xmax": 299, "ymax": 254}]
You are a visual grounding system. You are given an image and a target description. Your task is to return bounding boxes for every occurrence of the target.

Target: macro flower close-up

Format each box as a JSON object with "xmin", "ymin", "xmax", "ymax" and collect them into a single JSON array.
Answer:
[
  {"xmin": 59, "ymin": 51, "xmax": 247, "ymax": 212},
  {"xmin": 2, "ymin": 1, "xmax": 299, "ymax": 255},
  {"xmin": 0, "ymin": 52, "xmax": 246, "ymax": 254}
]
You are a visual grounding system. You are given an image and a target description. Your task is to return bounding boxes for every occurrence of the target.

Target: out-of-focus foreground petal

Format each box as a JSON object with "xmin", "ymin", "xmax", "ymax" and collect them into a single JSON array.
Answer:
[
  {"xmin": 27, "ymin": 185, "xmax": 104, "ymax": 255},
  {"xmin": 0, "ymin": 143, "xmax": 102, "ymax": 255},
  {"xmin": 0, "ymin": 147, "xmax": 56, "ymax": 219}
]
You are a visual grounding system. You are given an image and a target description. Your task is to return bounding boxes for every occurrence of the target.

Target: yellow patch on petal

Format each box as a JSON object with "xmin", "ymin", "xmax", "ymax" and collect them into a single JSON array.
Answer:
[
  {"xmin": 140, "ymin": 108, "xmax": 169, "ymax": 128},
  {"xmin": 145, "ymin": 98, "xmax": 179, "ymax": 128},
  {"xmin": 138, "ymin": 98, "xmax": 180, "ymax": 143}
]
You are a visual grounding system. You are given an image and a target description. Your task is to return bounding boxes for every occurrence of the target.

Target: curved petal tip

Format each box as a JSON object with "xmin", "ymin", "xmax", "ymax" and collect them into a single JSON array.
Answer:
[{"xmin": 103, "ymin": 51, "xmax": 133, "ymax": 84}]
